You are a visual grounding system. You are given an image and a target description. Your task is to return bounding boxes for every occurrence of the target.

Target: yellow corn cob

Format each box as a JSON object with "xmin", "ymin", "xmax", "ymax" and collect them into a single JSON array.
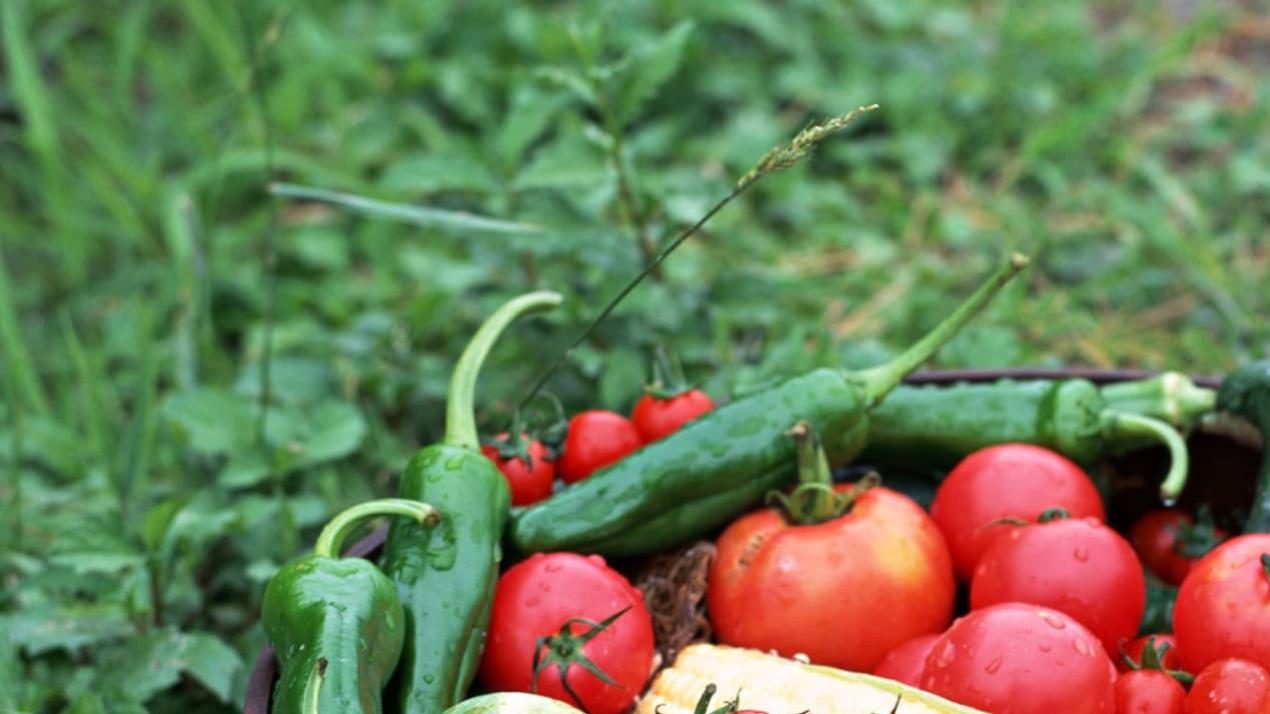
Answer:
[{"xmin": 638, "ymin": 644, "xmax": 985, "ymax": 714}]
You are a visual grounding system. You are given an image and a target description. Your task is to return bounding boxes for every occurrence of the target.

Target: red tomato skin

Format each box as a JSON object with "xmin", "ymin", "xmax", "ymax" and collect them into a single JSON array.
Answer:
[
  {"xmin": 919, "ymin": 603, "xmax": 1116, "ymax": 714},
  {"xmin": 873, "ymin": 634, "xmax": 939, "ymax": 687},
  {"xmin": 970, "ymin": 517, "xmax": 1146, "ymax": 656},
  {"xmin": 1174, "ymin": 535, "xmax": 1270, "ymax": 674},
  {"xmin": 1130, "ymin": 510, "xmax": 1215, "ymax": 587},
  {"xmin": 1185, "ymin": 658, "xmax": 1270, "ymax": 714},
  {"xmin": 708, "ymin": 486, "xmax": 955, "ymax": 672},
  {"xmin": 1118, "ymin": 635, "xmax": 1184, "ymax": 674},
  {"xmin": 478, "ymin": 553, "xmax": 655, "ymax": 714},
  {"xmin": 930, "ymin": 443, "xmax": 1105, "ymax": 580},
  {"xmin": 1116, "ymin": 670, "xmax": 1186, "ymax": 714},
  {"xmin": 481, "ymin": 433, "xmax": 555, "ymax": 506},
  {"xmin": 631, "ymin": 390, "xmax": 715, "ymax": 443},
  {"xmin": 556, "ymin": 411, "xmax": 644, "ymax": 484}
]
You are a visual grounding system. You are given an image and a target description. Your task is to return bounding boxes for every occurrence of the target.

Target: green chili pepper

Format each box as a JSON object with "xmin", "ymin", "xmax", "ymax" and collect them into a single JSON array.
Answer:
[
  {"xmin": 860, "ymin": 373, "xmax": 1214, "ymax": 501},
  {"xmin": 263, "ymin": 499, "xmax": 441, "ymax": 714},
  {"xmin": 1216, "ymin": 360, "xmax": 1270, "ymax": 532},
  {"xmin": 381, "ymin": 291, "xmax": 562, "ymax": 714},
  {"xmin": 510, "ymin": 254, "xmax": 1028, "ymax": 557}
]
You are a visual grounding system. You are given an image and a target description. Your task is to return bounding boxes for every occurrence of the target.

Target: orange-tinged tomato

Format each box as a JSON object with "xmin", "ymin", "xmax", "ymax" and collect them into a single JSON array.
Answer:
[{"xmin": 707, "ymin": 486, "xmax": 955, "ymax": 672}]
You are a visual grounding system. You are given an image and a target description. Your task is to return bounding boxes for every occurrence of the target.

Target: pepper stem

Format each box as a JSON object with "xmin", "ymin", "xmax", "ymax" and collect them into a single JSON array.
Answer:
[
  {"xmin": 445, "ymin": 291, "xmax": 563, "ymax": 450},
  {"xmin": 1101, "ymin": 411, "xmax": 1189, "ymax": 504},
  {"xmin": 767, "ymin": 422, "xmax": 878, "ymax": 524},
  {"xmin": 313, "ymin": 499, "xmax": 440, "ymax": 558},
  {"xmin": 1101, "ymin": 372, "xmax": 1217, "ymax": 429},
  {"xmin": 857, "ymin": 253, "xmax": 1029, "ymax": 403}
]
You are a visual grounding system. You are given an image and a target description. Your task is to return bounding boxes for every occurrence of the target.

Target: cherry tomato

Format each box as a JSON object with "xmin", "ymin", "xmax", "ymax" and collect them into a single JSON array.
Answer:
[
  {"xmin": 481, "ymin": 432, "xmax": 555, "ymax": 506},
  {"xmin": 631, "ymin": 390, "xmax": 715, "ymax": 443},
  {"xmin": 970, "ymin": 516, "xmax": 1145, "ymax": 655},
  {"xmin": 919, "ymin": 603, "xmax": 1116, "ymax": 714},
  {"xmin": 1129, "ymin": 510, "xmax": 1224, "ymax": 587},
  {"xmin": 1118, "ymin": 634, "xmax": 1184, "ymax": 674},
  {"xmin": 1115, "ymin": 669, "xmax": 1185, "ymax": 714},
  {"xmin": 1174, "ymin": 534, "xmax": 1270, "ymax": 674},
  {"xmin": 708, "ymin": 486, "xmax": 955, "ymax": 672},
  {"xmin": 1185, "ymin": 658, "xmax": 1270, "ymax": 714},
  {"xmin": 479, "ymin": 552, "xmax": 655, "ymax": 714},
  {"xmin": 556, "ymin": 411, "xmax": 643, "ymax": 484},
  {"xmin": 930, "ymin": 444, "xmax": 1105, "ymax": 580},
  {"xmin": 873, "ymin": 634, "xmax": 939, "ymax": 687}
]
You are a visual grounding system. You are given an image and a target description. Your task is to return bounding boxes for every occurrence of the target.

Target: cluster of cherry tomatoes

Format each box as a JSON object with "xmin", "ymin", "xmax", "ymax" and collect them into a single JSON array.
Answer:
[
  {"xmin": 481, "ymin": 386, "xmax": 714, "ymax": 506},
  {"xmin": 478, "ymin": 386, "xmax": 1270, "ymax": 714}
]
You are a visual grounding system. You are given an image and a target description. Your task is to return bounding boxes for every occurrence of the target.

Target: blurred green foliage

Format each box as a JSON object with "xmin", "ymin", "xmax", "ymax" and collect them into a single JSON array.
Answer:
[{"xmin": 1, "ymin": 0, "xmax": 1267, "ymax": 711}]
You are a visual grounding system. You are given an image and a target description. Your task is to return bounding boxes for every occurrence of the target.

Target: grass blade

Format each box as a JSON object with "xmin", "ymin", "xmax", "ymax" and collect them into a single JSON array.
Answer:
[
  {"xmin": 269, "ymin": 182, "xmax": 545, "ymax": 235},
  {"xmin": 0, "ymin": 251, "xmax": 48, "ymax": 416}
]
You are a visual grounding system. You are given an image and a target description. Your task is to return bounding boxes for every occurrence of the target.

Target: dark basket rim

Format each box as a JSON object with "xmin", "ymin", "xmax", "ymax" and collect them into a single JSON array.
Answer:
[{"xmin": 242, "ymin": 367, "xmax": 1221, "ymax": 712}]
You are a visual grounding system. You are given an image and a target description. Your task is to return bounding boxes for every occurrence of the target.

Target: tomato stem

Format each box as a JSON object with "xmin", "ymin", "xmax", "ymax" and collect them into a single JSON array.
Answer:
[
  {"xmin": 531, "ymin": 606, "xmax": 631, "ymax": 710},
  {"xmin": 767, "ymin": 422, "xmax": 877, "ymax": 525},
  {"xmin": 644, "ymin": 344, "xmax": 692, "ymax": 399}
]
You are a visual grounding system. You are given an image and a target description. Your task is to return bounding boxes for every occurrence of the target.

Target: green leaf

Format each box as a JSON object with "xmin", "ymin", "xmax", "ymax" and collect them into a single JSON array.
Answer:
[
  {"xmin": 218, "ymin": 447, "xmax": 271, "ymax": 489},
  {"xmin": 513, "ymin": 137, "xmax": 609, "ymax": 192},
  {"xmin": 234, "ymin": 357, "xmax": 338, "ymax": 406},
  {"xmin": 161, "ymin": 388, "xmax": 254, "ymax": 454},
  {"xmin": 599, "ymin": 348, "xmax": 644, "ymax": 412},
  {"xmin": 103, "ymin": 628, "xmax": 242, "ymax": 703},
  {"xmin": 496, "ymin": 86, "xmax": 570, "ymax": 167},
  {"xmin": 380, "ymin": 152, "xmax": 498, "ymax": 194},
  {"xmin": 141, "ymin": 498, "xmax": 186, "ymax": 552},
  {"xmin": 6, "ymin": 606, "xmax": 134, "ymax": 655},
  {"xmin": 270, "ymin": 183, "xmax": 544, "ymax": 235},
  {"xmin": 265, "ymin": 399, "xmax": 367, "ymax": 469},
  {"xmin": 615, "ymin": 21, "xmax": 694, "ymax": 122}
]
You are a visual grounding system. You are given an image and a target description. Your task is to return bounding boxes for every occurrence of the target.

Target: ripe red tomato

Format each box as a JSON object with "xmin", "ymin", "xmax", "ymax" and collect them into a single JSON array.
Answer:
[
  {"xmin": 1185, "ymin": 658, "xmax": 1270, "ymax": 714},
  {"xmin": 1174, "ymin": 534, "xmax": 1270, "ymax": 673},
  {"xmin": 873, "ymin": 634, "xmax": 939, "ymax": 687},
  {"xmin": 919, "ymin": 603, "xmax": 1116, "ymax": 714},
  {"xmin": 631, "ymin": 390, "xmax": 714, "ymax": 443},
  {"xmin": 969, "ymin": 516, "xmax": 1145, "ymax": 655},
  {"xmin": 481, "ymin": 433, "xmax": 555, "ymax": 506},
  {"xmin": 556, "ymin": 411, "xmax": 643, "ymax": 484},
  {"xmin": 479, "ymin": 552, "xmax": 655, "ymax": 714},
  {"xmin": 708, "ymin": 486, "xmax": 955, "ymax": 672},
  {"xmin": 1118, "ymin": 634, "xmax": 1184, "ymax": 674},
  {"xmin": 1129, "ymin": 510, "xmax": 1224, "ymax": 587},
  {"xmin": 929, "ymin": 443, "xmax": 1105, "ymax": 580},
  {"xmin": 1115, "ymin": 669, "xmax": 1185, "ymax": 714}
]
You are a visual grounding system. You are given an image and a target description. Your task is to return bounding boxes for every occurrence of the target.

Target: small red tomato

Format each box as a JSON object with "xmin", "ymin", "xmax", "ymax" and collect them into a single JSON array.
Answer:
[
  {"xmin": 481, "ymin": 432, "xmax": 554, "ymax": 506},
  {"xmin": 631, "ymin": 390, "xmax": 715, "ymax": 443},
  {"xmin": 1174, "ymin": 534, "xmax": 1270, "ymax": 673},
  {"xmin": 873, "ymin": 634, "xmax": 939, "ymax": 687},
  {"xmin": 1130, "ymin": 510, "xmax": 1225, "ymax": 587},
  {"xmin": 479, "ymin": 553, "xmax": 655, "ymax": 714},
  {"xmin": 556, "ymin": 411, "xmax": 643, "ymax": 484},
  {"xmin": 1115, "ymin": 669, "xmax": 1185, "ymax": 714},
  {"xmin": 1118, "ymin": 634, "xmax": 1184, "ymax": 674},
  {"xmin": 709, "ymin": 486, "xmax": 954, "ymax": 672},
  {"xmin": 970, "ymin": 516, "xmax": 1145, "ymax": 656},
  {"xmin": 930, "ymin": 444, "xmax": 1105, "ymax": 580},
  {"xmin": 920, "ymin": 603, "xmax": 1116, "ymax": 714},
  {"xmin": 1185, "ymin": 658, "xmax": 1270, "ymax": 714}
]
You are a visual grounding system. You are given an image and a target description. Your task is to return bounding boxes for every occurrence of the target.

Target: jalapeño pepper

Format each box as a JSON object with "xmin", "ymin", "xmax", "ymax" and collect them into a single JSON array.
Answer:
[
  {"xmin": 263, "ymin": 499, "xmax": 441, "ymax": 714},
  {"xmin": 860, "ymin": 373, "xmax": 1214, "ymax": 501},
  {"xmin": 381, "ymin": 291, "xmax": 562, "ymax": 714},
  {"xmin": 510, "ymin": 255, "xmax": 1028, "ymax": 557}
]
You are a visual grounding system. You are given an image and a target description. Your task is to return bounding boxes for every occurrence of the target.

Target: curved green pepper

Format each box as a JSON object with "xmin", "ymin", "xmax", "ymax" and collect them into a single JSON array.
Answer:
[
  {"xmin": 382, "ymin": 291, "xmax": 562, "ymax": 714},
  {"xmin": 511, "ymin": 255, "xmax": 1028, "ymax": 557},
  {"xmin": 263, "ymin": 499, "xmax": 441, "ymax": 714},
  {"xmin": 1216, "ymin": 360, "xmax": 1270, "ymax": 532},
  {"xmin": 860, "ymin": 373, "xmax": 1214, "ymax": 501}
]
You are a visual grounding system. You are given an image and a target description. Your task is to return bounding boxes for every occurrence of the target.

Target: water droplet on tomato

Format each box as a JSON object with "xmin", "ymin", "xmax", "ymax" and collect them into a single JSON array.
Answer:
[
  {"xmin": 984, "ymin": 657, "xmax": 1002, "ymax": 674},
  {"xmin": 1038, "ymin": 642, "xmax": 1052, "ymax": 653},
  {"xmin": 1073, "ymin": 547, "xmax": 1089, "ymax": 562},
  {"xmin": 1072, "ymin": 638, "xmax": 1091, "ymax": 656},
  {"xmin": 1038, "ymin": 611, "xmax": 1066, "ymax": 629},
  {"xmin": 934, "ymin": 641, "xmax": 957, "ymax": 667}
]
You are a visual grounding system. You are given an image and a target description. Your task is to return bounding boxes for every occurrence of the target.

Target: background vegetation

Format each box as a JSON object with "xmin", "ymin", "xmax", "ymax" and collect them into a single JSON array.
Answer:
[{"xmin": 1, "ymin": 0, "xmax": 1267, "ymax": 711}]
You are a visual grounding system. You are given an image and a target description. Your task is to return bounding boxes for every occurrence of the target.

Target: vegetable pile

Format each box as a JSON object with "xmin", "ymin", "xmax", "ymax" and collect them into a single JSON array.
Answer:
[{"xmin": 254, "ymin": 116, "xmax": 1270, "ymax": 714}]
